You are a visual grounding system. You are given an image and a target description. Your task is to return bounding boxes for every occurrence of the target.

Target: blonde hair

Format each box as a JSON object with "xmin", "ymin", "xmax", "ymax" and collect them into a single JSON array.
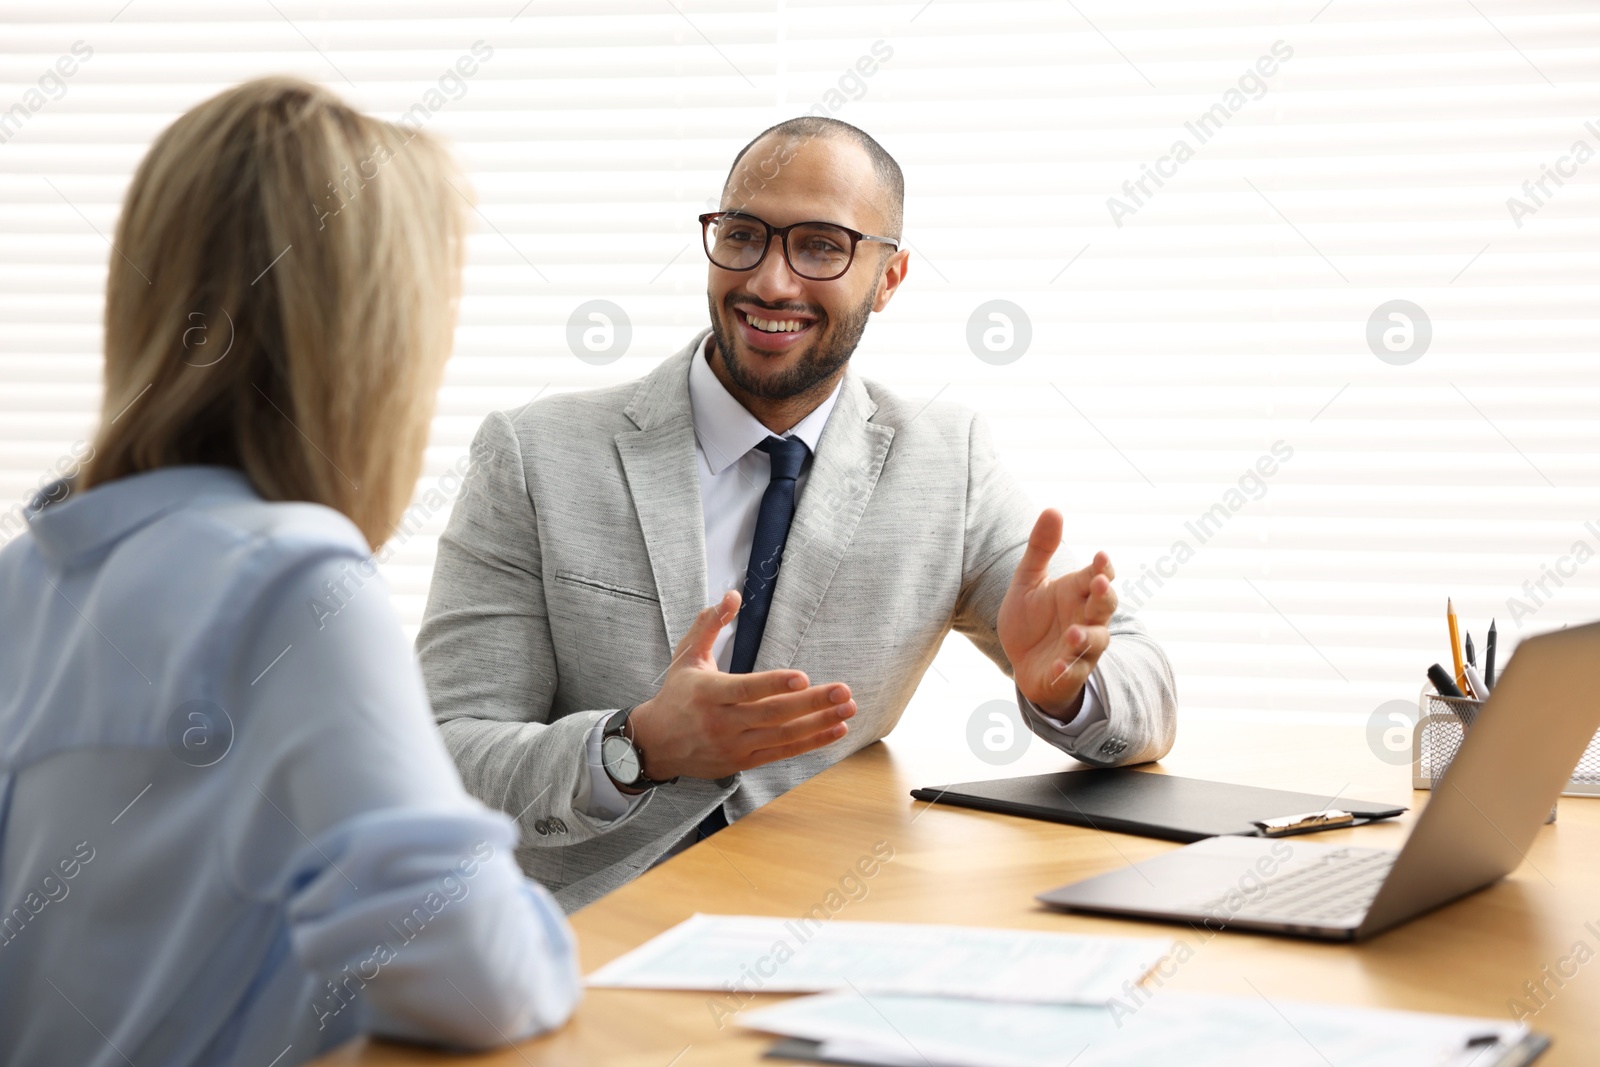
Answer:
[{"xmin": 82, "ymin": 76, "xmax": 469, "ymax": 548}]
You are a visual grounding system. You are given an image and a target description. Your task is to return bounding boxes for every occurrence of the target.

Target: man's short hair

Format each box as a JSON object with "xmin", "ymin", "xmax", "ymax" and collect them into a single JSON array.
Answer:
[{"xmin": 721, "ymin": 116, "xmax": 904, "ymax": 241}]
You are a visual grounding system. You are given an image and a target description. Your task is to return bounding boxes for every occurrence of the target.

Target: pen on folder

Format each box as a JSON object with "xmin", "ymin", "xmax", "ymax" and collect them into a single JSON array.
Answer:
[
  {"xmin": 1447, "ymin": 598, "xmax": 1467, "ymax": 692},
  {"xmin": 1485, "ymin": 619, "xmax": 1498, "ymax": 690},
  {"xmin": 1428, "ymin": 663, "xmax": 1466, "ymax": 699}
]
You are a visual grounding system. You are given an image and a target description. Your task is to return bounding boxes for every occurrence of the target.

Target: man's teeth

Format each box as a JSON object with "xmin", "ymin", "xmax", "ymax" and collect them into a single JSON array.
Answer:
[{"xmin": 746, "ymin": 313, "xmax": 807, "ymax": 333}]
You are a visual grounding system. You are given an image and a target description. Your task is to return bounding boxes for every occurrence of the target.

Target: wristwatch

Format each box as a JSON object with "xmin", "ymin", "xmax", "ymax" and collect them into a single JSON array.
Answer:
[{"xmin": 601, "ymin": 706, "xmax": 675, "ymax": 790}]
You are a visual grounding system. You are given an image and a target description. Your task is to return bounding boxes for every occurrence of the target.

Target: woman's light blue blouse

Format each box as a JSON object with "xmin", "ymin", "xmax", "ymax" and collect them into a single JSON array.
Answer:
[{"xmin": 0, "ymin": 466, "xmax": 580, "ymax": 1067}]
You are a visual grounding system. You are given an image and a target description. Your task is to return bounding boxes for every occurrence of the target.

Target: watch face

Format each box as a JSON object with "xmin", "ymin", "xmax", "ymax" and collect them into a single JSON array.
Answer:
[{"xmin": 602, "ymin": 734, "xmax": 641, "ymax": 784}]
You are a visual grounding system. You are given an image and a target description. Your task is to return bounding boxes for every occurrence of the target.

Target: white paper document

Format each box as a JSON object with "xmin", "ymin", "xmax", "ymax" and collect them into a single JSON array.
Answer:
[
  {"xmin": 586, "ymin": 914, "xmax": 1171, "ymax": 1003},
  {"xmin": 737, "ymin": 990, "xmax": 1534, "ymax": 1067}
]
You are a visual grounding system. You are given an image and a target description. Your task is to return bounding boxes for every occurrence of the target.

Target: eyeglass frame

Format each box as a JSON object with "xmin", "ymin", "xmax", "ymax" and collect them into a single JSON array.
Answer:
[{"xmin": 698, "ymin": 210, "xmax": 899, "ymax": 282}]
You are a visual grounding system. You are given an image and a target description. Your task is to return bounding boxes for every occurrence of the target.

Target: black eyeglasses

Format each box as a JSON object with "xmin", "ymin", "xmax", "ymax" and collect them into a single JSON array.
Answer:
[{"xmin": 699, "ymin": 211, "xmax": 898, "ymax": 281}]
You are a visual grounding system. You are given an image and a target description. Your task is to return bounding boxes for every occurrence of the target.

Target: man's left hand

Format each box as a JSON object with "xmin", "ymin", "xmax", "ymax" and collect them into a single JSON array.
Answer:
[{"xmin": 996, "ymin": 508, "xmax": 1117, "ymax": 720}]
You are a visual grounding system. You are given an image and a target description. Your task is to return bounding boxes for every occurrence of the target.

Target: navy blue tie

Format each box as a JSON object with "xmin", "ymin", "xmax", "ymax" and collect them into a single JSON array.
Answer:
[{"xmin": 698, "ymin": 435, "xmax": 810, "ymax": 841}]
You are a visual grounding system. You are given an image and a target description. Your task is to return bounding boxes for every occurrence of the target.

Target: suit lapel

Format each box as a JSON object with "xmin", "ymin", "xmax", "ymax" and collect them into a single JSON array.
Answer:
[
  {"xmin": 754, "ymin": 372, "xmax": 894, "ymax": 672},
  {"xmin": 614, "ymin": 332, "xmax": 895, "ymax": 666},
  {"xmin": 616, "ymin": 333, "xmax": 710, "ymax": 649}
]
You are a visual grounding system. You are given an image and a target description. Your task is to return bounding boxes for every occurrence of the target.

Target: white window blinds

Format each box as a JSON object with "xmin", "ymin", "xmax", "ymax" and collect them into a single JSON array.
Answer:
[{"xmin": 2, "ymin": 1, "xmax": 1594, "ymax": 734}]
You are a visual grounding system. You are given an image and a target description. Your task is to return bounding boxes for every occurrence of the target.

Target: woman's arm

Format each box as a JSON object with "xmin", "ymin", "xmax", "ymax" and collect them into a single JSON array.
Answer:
[{"xmin": 216, "ymin": 548, "xmax": 581, "ymax": 1048}]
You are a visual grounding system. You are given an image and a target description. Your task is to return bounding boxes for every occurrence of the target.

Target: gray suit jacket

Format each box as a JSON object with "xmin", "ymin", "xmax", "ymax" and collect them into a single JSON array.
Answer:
[{"xmin": 417, "ymin": 329, "xmax": 1177, "ymax": 910}]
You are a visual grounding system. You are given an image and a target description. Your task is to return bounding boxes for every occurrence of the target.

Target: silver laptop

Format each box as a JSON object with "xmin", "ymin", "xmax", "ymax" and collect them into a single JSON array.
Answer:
[{"xmin": 1039, "ymin": 621, "xmax": 1600, "ymax": 941}]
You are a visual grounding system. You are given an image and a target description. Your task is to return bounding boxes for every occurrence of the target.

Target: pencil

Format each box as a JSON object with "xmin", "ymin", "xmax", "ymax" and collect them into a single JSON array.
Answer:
[
  {"xmin": 1447, "ymin": 598, "xmax": 1467, "ymax": 692},
  {"xmin": 1485, "ymin": 619, "xmax": 1498, "ymax": 690}
]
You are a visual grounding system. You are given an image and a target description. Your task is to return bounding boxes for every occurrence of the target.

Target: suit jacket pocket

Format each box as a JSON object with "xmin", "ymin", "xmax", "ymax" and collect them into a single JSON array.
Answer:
[
  {"xmin": 553, "ymin": 570, "xmax": 660, "ymax": 605},
  {"xmin": 547, "ymin": 570, "xmax": 666, "ymax": 701}
]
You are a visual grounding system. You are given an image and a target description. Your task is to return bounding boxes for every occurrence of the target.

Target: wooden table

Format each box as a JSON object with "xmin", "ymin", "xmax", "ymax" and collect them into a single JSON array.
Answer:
[{"xmin": 314, "ymin": 714, "xmax": 1600, "ymax": 1066}]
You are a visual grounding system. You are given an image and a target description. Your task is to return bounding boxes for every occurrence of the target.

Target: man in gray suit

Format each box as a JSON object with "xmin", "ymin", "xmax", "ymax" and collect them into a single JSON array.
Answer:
[{"xmin": 418, "ymin": 117, "xmax": 1178, "ymax": 910}]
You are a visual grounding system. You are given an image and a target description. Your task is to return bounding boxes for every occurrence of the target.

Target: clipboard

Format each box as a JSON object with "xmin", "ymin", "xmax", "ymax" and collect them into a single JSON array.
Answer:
[
  {"xmin": 763, "ymin": 1032, "xmax": 1551, "ymax": 1067},
  {"xmin": 909, "ymin": 768, "xmax": 1406, "ymax": 842}
]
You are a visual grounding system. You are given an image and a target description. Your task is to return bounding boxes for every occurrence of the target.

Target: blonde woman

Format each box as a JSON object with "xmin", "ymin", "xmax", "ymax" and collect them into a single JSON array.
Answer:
[{"xmin": 0, "ymin": 78, "xmax": 579, "ymax": 1065}]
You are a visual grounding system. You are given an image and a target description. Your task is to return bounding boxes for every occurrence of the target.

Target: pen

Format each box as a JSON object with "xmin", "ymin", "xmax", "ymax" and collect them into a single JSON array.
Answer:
[
  {"xmin": 1465, "ymin": 631, "xmax": 1476, "ymax": 669},
  {"xmin": 1465, "ymin": 665, "xmax": 1489, "ymax": 701},
  {"xmin": 1485, "ymin": 619, "xmax": 1498, "ymax": 690},
  {"xmin": 1447, "ymin": 598, "xmax": 1467, "ymax": 692},
  {"xmin": 1428, "ymin": 663, "xmax": 1466, "ymax": 699}
]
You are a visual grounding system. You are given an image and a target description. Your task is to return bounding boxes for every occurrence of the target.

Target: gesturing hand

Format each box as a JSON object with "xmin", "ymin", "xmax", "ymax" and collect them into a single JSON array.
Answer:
[
  {"xmin": 626, "ymin": 589, "xmax": 856, "ymax": 783},
  {"xmin": 996, "ymin": 508, "xmax": 1118, "ymax": 720}
]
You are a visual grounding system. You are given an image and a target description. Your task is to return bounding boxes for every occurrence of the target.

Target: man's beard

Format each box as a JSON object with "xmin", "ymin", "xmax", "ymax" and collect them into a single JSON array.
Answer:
[{"xmin": 707, "ymin": 287, "xmax": 874, "ymax": 401}]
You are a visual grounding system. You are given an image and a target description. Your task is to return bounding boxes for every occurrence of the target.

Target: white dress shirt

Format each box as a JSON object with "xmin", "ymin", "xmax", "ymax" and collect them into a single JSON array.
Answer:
[
  {"xmin": 576, "ymin": 337, "xmax": 1103, "ymax": 823},
  {"xmin": 0, "ymin": 467, "xmax": 580, "ymax": 1067}
]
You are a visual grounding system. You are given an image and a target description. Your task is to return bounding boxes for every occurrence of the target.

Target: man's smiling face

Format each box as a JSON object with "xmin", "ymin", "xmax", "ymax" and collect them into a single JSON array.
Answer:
[{"xmin": 706, "ymin": 132, "xmax": 907, "ymax": 403}]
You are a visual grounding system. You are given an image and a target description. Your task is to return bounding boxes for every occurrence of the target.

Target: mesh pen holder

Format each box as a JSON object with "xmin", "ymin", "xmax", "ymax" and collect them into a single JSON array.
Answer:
[
  {"xmin": 1412, "ymin": 694, "xmax": 1484, "ymax": 792},
  {"xmin": 1413, "ymin": 692, "xmax": 1600, "ymax": 820}
]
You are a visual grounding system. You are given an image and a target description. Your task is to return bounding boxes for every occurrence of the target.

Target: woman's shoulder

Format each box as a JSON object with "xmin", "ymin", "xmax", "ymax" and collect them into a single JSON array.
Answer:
[
  {"xmin": 187, "ymin": 489, "xmax": 371, "ymax": 562},
  {"xmin": 0, "ymin": 468, "xmax": 391, "ymax": 767},
  {"xmin": 146, "ymin": 489, "xmax": 384, "ymax": 670}
]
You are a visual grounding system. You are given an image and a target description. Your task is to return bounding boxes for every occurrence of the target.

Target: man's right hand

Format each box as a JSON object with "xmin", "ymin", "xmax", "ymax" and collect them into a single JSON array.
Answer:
[{"xmin": 625, "ymin": 589, "xmax": 855, "ymax": 783}]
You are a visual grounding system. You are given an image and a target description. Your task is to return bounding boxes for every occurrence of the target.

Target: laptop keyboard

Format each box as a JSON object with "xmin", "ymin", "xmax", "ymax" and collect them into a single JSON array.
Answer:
[{"xmin": 1192, "ymin": 848, "xmax": 1396, "ymax": 925}]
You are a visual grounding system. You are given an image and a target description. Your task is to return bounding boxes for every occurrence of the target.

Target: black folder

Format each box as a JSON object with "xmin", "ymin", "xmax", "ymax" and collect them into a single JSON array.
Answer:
[{"xmin": 909, "ymin": 768, "xmax": 1406, "ymax": 842}]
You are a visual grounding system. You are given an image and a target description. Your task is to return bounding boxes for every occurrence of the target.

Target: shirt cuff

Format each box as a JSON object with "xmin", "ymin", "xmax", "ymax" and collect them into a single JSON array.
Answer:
[
  {"xmin": 1026, "ymin": 674, "xmax": 1106, "ymax": 738},
  {"xmin": 574, "ymin": 717, "xmax": 647, "ymax": 821}
]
